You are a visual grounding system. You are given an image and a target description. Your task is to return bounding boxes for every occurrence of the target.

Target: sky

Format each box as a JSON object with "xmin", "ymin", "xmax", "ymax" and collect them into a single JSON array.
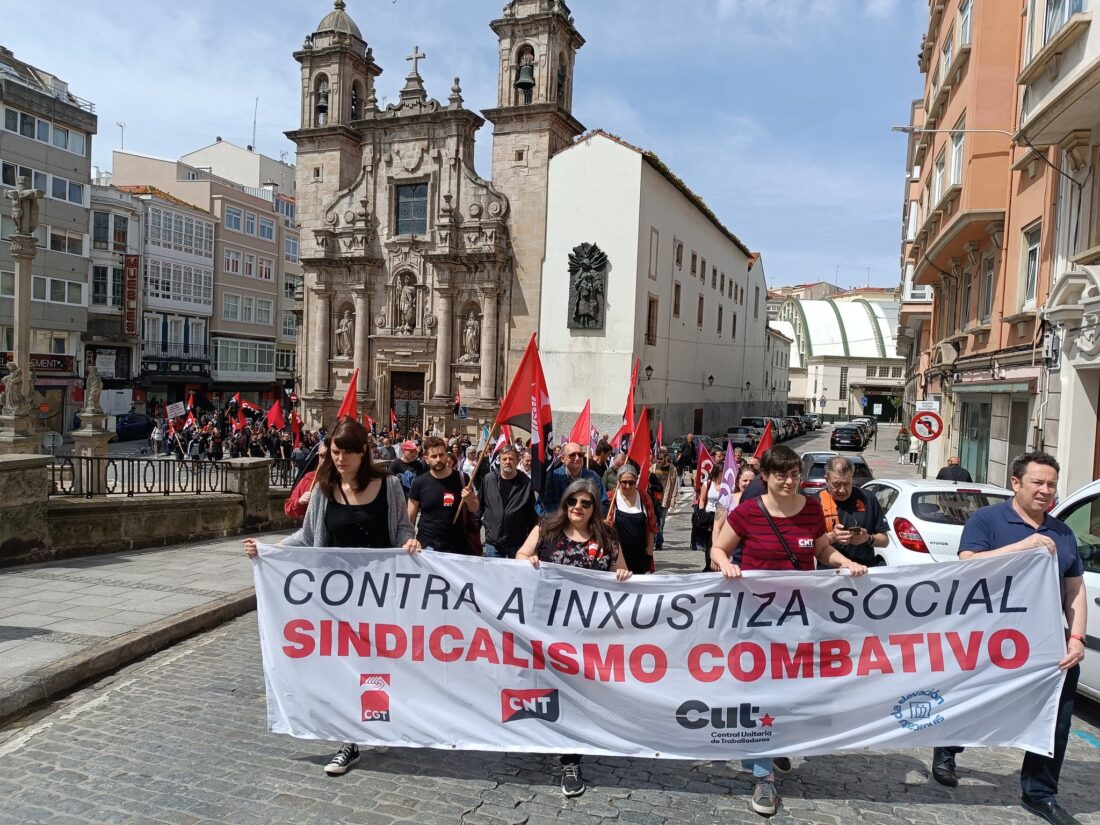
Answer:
[{"xmin": 2, "ymin": 0, "xmax": 926, "ymax": 289}]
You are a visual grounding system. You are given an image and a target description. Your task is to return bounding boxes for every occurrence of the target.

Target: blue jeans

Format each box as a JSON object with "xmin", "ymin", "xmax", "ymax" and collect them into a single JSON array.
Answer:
[
  {"xmin": 483, "ymin": 543, "xmax": 519, "ymax": 559},
  {"xmin": 742, "ymin": 758, "xmax": 773, "ymax": 779}
]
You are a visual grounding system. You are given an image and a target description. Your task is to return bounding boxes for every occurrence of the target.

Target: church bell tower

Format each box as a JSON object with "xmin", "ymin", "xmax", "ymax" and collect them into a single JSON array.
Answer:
[{"xmin": 482, "ymin": 0, "xmax": 585, "ymax": 378}]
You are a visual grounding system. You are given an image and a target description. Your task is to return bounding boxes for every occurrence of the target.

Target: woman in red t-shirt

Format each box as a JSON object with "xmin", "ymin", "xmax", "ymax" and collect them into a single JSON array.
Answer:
[{"xmin": 708, "ymin": 444, "xmax": 867, "ymax": 817}]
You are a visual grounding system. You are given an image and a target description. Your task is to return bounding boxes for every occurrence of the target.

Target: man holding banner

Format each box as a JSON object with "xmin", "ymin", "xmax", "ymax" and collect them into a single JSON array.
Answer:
[{"xmin": 931, "ymin": 453, "xmax": 1086, "ymax": 825}]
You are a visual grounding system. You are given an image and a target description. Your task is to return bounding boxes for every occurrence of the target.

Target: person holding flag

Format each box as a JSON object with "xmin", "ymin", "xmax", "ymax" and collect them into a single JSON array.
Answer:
[{"xmin": 492, "ymin": 333, "xmax": 555, "ymax": 501}]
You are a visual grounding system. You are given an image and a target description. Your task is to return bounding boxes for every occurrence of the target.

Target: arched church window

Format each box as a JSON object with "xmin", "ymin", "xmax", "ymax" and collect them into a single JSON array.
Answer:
[
  {"xmin": 556, "ymin": 52, "xmax": 567, "ymax": 103},
  {"xmin": 350, "ymin": 80, "xmax": 363, "ymax": 120},
  {"xmin": 314, "ymin": 74, "xmax": 330, "ymax": 127},
  {"xmin": 514, "ymin": 45, "xmax": 536, "ymax": 105}
]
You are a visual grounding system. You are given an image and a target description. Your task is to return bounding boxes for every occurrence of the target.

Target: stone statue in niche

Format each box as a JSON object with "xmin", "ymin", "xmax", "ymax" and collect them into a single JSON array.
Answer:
[
  {"xmin": 398, "ymin": 274, "xmax": 417, "ymax": 333},
  {"xmin": 567, "ymin": 242, "xmax": 608, "ymax": 330},
  {"xmin": 458, "ymin": 311, "xmax": 480, "ymax": 363},
  {"xmin": 336, "ymin": 309, "xmax": 355, "ymax": 357}
]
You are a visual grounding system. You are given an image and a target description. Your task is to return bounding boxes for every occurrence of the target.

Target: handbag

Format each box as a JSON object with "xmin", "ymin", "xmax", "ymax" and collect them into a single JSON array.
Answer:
[{"xmin": 756, "ymin": 497, "xmax": 805, "ymax": 571}]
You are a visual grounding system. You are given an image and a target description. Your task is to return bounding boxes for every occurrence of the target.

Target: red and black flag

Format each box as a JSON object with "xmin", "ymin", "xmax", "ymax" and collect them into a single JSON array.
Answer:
[{"xmin": 495, "ymin": 333, "xmax": 553, "ymax": 493}]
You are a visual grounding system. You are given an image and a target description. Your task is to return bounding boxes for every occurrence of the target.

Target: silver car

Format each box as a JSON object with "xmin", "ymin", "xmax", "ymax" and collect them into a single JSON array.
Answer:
[{"xmin": 1051, "ymin": 480, "xmax": 1100, "ymax": 701}]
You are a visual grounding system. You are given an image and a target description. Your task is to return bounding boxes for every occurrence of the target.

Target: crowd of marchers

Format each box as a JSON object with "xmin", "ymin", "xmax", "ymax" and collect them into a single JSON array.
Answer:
[{"xmin": 244, "ymin": 418, "xmax": 1085, "ymax": 825}]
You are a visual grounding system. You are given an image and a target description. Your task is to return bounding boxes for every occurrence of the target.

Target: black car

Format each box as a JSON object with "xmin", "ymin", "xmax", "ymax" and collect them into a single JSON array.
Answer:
[
  {"xmin": 830, "ymin": 426, "xmax": 865, "ymax": 451},
  {"xmin": 799, "ymin": 451, "xmax": 874, "ymax": 494}
]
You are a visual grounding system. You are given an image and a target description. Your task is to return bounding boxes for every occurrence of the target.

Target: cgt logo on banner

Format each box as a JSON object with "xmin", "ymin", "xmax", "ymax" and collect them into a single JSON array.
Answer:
[{"xmin": 252, "ymin": 546, "xmax": 1067, "ymax": 760}]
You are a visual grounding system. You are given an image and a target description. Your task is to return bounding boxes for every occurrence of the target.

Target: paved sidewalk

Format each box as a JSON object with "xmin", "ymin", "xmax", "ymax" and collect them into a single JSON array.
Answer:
[{"xmin": 0, "ymin": 531, "xmax": 289, "ymax": 723}]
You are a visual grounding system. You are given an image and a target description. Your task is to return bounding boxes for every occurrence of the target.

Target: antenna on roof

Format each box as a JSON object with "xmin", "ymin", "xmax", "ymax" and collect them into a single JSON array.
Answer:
[{"xmin": 252, "ymin": 97, "xmax": 259, "ymax": 152}]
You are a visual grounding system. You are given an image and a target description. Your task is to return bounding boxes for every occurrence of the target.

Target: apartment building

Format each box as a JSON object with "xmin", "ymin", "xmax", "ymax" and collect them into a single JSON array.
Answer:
[
  {"xmin": 1016, "ymin": 0, "xmax": 1100, "ymax": 494},
  {"xmin": 111, "ymin": 150, "xmax": 285, "ymax": 406},
  {"xmin": 113, "ymin": 186, "xmax": 215, "ymax": 409},
  {"xmin": 0, "ymin": 45, "xmax": 97, "ymax": 435},
  {"xmin": 900, "ymin": 0, "xmax": 1061, "ymax": 484},
  {"xmin": 86, "ymin": 185, "xmax": 142, "ymax": 409}
]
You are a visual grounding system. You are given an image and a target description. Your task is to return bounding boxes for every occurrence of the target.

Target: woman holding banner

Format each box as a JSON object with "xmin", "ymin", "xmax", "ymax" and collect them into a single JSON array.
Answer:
[
  {"xmin": 243, "ymin": 418, "xmax": 420, "ymax": 777},
  {"xmin": 517, "ymin": 478, "xmax": 632, "ymax": 798},
  {"xmin": 709, "ymin": 445, "xmax": 867, "ymax": 817}
]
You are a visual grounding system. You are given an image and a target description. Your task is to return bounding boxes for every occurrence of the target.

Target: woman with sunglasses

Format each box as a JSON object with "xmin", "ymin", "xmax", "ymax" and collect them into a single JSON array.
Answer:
[
  {"xmin": 516, "ymin": 478, "xmax": 631, "ymax": 798},
  {"xmin": 709, "ymin": 444, "xmax": 867, "ymax": 818},
  {"xmin": 606, "ymin": 463, "xmax": 658, "ymax": 574},
  {"xmin": 244, "ymin": 418, "xmax": 420, "ymax": 778}
]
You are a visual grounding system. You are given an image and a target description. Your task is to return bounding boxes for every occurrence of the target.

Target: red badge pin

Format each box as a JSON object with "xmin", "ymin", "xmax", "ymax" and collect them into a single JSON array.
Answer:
[{"xmin": 443, "ymin": 492, "xmax": 456, "ymax": 507}]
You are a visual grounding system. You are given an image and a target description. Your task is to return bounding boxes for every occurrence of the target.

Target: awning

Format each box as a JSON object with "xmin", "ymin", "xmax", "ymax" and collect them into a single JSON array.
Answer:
[{"xmin": 950, "ymin": 381, "xmax": 1032, "ymax": 395}]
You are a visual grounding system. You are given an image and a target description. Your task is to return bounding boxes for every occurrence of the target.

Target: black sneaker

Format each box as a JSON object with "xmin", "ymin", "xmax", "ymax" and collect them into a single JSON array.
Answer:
[
  {"xmin": 750, "ymin": 779, "xmax": 780, "ymax": 816},
  {"xmin": 324, "ymin": 743, "xmax": 360, "ymax": 776},
  {"xmin": 560, "ymin": 763, "xmax": 586, "ymax": 797},
  {"xmin": 772, "ymin": 757, "xmax": 792, "ymax": 773}
]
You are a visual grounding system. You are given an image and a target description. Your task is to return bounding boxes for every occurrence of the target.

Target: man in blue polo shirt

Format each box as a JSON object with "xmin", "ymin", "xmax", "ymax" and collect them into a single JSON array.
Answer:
[
  {"xmin": 930, "ymin": 452, "xmax": 1086, "ymax": 825},
  {"xmin": 539, "ymin": 441, "xmax": 607, "ymax": 514}
]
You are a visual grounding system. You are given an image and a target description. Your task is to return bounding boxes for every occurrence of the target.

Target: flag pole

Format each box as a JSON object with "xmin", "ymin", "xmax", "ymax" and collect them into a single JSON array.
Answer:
[{"xmin": 452, "ymin": 420, "xmax": 498, "ymax": 523}]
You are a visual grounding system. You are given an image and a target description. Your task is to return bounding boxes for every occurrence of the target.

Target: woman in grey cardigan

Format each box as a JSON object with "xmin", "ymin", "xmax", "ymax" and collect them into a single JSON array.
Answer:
[{"xmin": 244, "ymin": 418, "xmax": 419, "ymax": 776}]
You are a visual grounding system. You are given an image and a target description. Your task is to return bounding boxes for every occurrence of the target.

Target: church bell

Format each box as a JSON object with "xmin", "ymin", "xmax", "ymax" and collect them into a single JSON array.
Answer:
[{"xmin": 514, "ymin": 63, "xmax": 536, "ymax": 93}]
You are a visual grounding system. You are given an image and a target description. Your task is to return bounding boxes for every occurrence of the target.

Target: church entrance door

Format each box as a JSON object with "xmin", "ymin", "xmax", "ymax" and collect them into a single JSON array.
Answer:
[{"xmin": 391, "ymin": 371, "xmax": 424, "ymax": 434}]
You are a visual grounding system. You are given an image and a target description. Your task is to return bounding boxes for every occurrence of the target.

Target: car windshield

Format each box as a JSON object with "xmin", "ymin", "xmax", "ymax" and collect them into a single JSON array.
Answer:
[
  {"xmin": 911, "ymin": 491, "xmax": 1010, "ymax": 525},
  {"xmin": 807, "ymin": 461, "xmax": 871, "ymax": 481},
  {"xmin": 835, "ymin": 428, "xmax": 858, "ymax": 435}
]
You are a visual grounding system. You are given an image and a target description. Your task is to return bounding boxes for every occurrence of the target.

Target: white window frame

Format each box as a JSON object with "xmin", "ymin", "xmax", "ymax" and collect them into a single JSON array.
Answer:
[
  {"xmin": 1023, "ymin": 224, "xmax": 1042, "ymax": 306},
  {"xmin": 242, "ymin": 295, "xmax": 254, "ymax": 323},
  {"xmin": 959, "ymin": 0, "xmax": 973, "ymax": 44},
  {"xmin": 933, "ymin": 149, "xmax": 946, "ymax": 205},
  {"xmin": 258, "ymin": 257, "xmax": 273, "ymax": 280},
  {"xmin": 284, "ymin": 237, "xmax": 299, "ymax": 263},
  {"xmin": 950, "ymin": 118, "xmax": 965, "ymax": 185},
  {"xmin": 245, "ymin": 212, "xmax": 256, "ymax": 236},
  {"xmin": 224, "ymin": 248, "xmax": 241, "ymax": 274},
  {"xmin": 222, "ymin": 293, "xmax": 240, "ymax": 321},
  {"xmin": 282, "ymin": 312, "xmax": 298, "ymax": 338},
  {"xmin": 259, "ymin": 217, "xmax": 275, "ymax": 242},
  {"xmin": 256, "ymin": 298, "xmax": 273, "ymax": 326},
  {"xmin": 224, "ymin": 206, "xmax": 243, "ymax": 232}
]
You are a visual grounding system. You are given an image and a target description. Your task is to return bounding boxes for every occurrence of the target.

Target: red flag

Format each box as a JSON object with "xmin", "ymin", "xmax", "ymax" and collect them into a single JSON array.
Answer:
[
  {"xmin": 390, "ymin": 407, "xmax": 398, "ymax": 430},
  {"xmin": 233, "ymin": 392, "xmax": 261, "ymax": 414},
  {"xmin": 364, "ymin": 412, "xmax": 376, "ymax": 433},
  {"xmin": 266, "ymin": 399, "xmax": 286, "ymax": 430},
  {"xmin": 495, "ymin": 333, "xmax": 553, "ymax": 491},
  {"xmin": 610, "ymin": 360, "xmax": 638, "ymax": 450},
  {"xmin": 695, "ymin": 441, "xmax": 715, "ymax": 494},
  {"xmin": 626, "ymin": 406, "xmax": 652, "ymax": 492},
  {"xmin": 753, "ymin": 421, "xmax": 774, "ymax": 460},
  {"xmin": 290, "ymin": 410, "xmax": 302, "ymax": 448},
  {"xmin": 184, "ymin": 411, "xmax": 196, "ymax": 429},
  {"xmin": 654, "ymin": 421, "xmax": 664, "ymax": 457},
  {"xmin": 186, "ymin": 393, "xmax": 195, "ymax": 411},
  {"xmin": 236, "ymin": 409, "xmax": 247, "ymax": 432},
  {"xmin": 336, "ymin": 368, "xmax": 358, "ymax": 421},
  {"xmin": 567, "ymin": 400, "xmax": 591, "ymax": 448}
]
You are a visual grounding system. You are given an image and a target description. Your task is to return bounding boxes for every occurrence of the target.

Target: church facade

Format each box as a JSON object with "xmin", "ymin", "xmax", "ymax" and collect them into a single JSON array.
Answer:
[{"xmin": 288, "ymin": 0, "xmax": 583, "ymax": 432}]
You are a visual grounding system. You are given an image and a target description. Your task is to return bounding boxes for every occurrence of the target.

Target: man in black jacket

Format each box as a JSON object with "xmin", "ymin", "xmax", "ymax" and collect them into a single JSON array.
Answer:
[
  {"xmin": 936, "ymin": 456, "xmax": 973, "ymax": 483},
  {"xmin": 478, "ymin": 444, "xmax": 537, "ymax": 558}
]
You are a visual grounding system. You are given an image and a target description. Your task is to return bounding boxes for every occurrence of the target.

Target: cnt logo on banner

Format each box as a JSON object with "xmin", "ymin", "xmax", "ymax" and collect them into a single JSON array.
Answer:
[{"xmin": 252, "ymin": 547, "xmax": 1067, "ymax": 760}]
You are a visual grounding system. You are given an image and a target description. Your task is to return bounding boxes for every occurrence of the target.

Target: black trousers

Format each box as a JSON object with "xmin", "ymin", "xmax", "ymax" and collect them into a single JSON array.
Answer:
[{"xmin": 939, "ymin": 664, "xmax": 1079, "ymax": 803}]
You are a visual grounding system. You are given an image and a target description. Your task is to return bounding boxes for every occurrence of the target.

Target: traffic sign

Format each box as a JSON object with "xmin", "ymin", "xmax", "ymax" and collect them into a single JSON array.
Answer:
[
  {"xmin": 289, "ymin": 392, "xmax": 299, "ymax": 403},
  {"xmin": 910, "ymin": 411, "xmax": 943, "ymax": 442},
  {"xmin": 860, "ymin": 395, "xmax": 868, "ymax": 409},
  {"xmin": 916, "ymin": 399, "xmax": 941, "ymax": 414},
  {"xmin": 818, "ymin": 396, "xmax": 827, "ymax": 409}
]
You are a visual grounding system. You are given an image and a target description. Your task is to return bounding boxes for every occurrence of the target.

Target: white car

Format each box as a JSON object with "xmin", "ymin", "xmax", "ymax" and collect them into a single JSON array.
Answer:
[
  {"xmin": 1051, "ymin": 480, "xmax": 1100, "ymax": 701},
  {"xmin": 860, "ymin": 479, "xmax": 1012, "ymax": 565}
]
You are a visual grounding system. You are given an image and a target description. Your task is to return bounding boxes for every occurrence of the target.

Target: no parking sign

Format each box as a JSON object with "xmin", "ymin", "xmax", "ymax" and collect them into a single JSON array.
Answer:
[{"xmin": 910, "ymin": 411, "xmax": 943, "ymax": 442}]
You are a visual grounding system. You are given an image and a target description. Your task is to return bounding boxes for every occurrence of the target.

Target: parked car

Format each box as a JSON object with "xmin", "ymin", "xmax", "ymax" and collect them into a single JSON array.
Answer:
[
  {"xmin": 114, "ymin": 413, "xmax": 157, "ymax": 442},
  {"xmin": 725, "ymin": 426, "xmax": 759, "ymax": 452},
  {"xmin": 830, "ymin": 426, "xmax": 866, "ymax": 451},
  {"xmin": 799, "ymin": 451, "xmax": 874, "ymax": 495},
  {"xmin": 852, "ymin": 416, "xmax": 878, "ymax": 436},
  {"xmin": 771, "ymin": 417, "xmax": 790, "ymax": 441},
  {"xmin": 1051, "ymin": 479, "xmax": 1100, "ymax": 700},
  {"xmin": 802, "ymin": 415, "xmax": 820, "ymax": 431},
  {"xmin": 861, "ymin": 479, "xmax": 1012, "ymax": 566},
  {"xmin": 740, "ymin": 416, "xmax": 769, "ymax": 434},
  {"xmin": 668, "ymin": 434, "xmax": 719, "ymax": 462},
  {"xmin": 786, "ymin": 416, "xmax": 804, "ymax": 437}
]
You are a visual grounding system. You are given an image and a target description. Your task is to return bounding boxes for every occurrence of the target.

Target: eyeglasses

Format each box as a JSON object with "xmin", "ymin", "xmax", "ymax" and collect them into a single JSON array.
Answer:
[
  {"xmin": 619, "ymin": 480, "xmax": 636, "ymax": 486},
  {"xmin": 566, "ymin": 452, "xmax": 584, "ymax": 459},
  {"xmin": 769, "ymin": 471, "xmax": 802, "ymax": 482},
  {"xmin": 565, "ymin": 496, "xmax": 594, "ymax": 510}
]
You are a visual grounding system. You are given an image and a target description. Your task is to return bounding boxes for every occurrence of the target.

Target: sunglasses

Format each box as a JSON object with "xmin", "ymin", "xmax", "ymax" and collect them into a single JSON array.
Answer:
[
  {"xmin": 565, "ymin": 496, "xmax": 594, "ymax": 510},
  {"xmin": 566, "ymin": 452, "xmax": 584, "ymax": 459},
  {"xmin": 619, "ymin": 479, "xmax": 636, "ymax": 486}
]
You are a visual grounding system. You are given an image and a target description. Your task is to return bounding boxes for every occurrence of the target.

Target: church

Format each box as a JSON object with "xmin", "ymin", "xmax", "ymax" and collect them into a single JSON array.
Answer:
[{"xmin": 290, "ymin": 0, "xmax": 775, "ymax": 437}]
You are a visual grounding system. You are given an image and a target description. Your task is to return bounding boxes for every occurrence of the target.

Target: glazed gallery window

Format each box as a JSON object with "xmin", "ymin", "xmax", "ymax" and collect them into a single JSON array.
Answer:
[
  {"xmin": 282, "ymin": 312, "xmax": 298, "ymax": 338},
  {"xmin": 394, "ymin": 184, "xmax": 428, "ymax": 235},
  {"xmin": 92, "ymin": 266, "xmax": 124, "ymax": 308}
]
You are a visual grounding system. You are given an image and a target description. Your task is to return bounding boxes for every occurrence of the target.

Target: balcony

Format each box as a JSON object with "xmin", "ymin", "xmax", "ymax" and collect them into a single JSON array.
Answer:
[
  {"xmin": 141, "ymin": 342, "xmax": 209, "ymax": 361},
  {"xmin": 1018, "ymin": 12, "xmax": 1092, "ymax": 86}
]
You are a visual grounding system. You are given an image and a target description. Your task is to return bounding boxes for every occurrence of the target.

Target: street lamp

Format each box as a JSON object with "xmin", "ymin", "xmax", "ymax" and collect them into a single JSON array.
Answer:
[
  {"xmin": 644, "ymin": 364, "xmax": 654, "ymax": 381},
  {"xmin": 702, "ymin": 374, "xmax": 714, "ymax": 389}
]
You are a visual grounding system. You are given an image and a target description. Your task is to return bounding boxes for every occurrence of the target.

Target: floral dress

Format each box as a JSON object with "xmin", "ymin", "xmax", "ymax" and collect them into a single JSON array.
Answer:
[{"xmin": 537, "ymin": 530, "xmax": 619, "ymax": 572}]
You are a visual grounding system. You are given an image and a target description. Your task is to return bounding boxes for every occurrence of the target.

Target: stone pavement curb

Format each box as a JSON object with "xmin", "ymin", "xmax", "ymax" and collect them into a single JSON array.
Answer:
[{"xmin": 0, "ymin": 587, "xmax": 255, "ymax": 725}]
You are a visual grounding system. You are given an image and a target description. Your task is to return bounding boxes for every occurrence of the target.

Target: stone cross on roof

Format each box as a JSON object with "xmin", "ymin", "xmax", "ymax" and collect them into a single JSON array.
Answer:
[{"xmin": 406, "ymin": 45, "xmax": 426, "ymax": 75}]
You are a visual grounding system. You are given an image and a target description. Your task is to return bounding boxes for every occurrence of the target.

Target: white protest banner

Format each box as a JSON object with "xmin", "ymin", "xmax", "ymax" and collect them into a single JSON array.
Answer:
[
  {"xmin": 165, "ymin": 401, "xmax": 185, "ymax": 419},
  {"xmin": 253, "ymin": 547, "xmax": 1066, "ymax": 760}
]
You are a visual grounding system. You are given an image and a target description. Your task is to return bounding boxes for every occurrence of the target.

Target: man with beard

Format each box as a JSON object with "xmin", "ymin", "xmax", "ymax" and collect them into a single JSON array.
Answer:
[{"xmin": 407, "ymin": 436, "xmax": 479, "ymax": 554}]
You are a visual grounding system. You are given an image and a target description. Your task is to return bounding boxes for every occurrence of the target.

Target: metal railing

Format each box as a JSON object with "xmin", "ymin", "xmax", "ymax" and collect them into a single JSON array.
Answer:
[
  {"xmin": 49, "ymin": 456, "xmax": 230, "ymax": 498},
  {"xmin": 269, "ymin": 459, "xmax": 297, "ymax": 489}
]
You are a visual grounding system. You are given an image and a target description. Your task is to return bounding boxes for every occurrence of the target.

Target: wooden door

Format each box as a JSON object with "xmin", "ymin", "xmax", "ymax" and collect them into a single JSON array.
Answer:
[{"xmin": 390, "ymin": 371, "xmax": 424, "ymax": 434}]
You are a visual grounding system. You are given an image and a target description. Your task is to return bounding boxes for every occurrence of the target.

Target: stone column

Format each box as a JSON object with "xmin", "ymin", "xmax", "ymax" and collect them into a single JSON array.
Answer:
[
  {"xmin": 0, "ymin": 235, "xmax": 39, "ymax": 454},
  {"xmin": 434, "ymin": 289, "xmax": 454, "ymax": 399},
  {"xmin": 0, "ymin": 454, "xmax": 50, "ymax": 566},
  {"xmin": 353, "ymin": 289, "xmax": 370, "ymax": 397},
  {"xmin": 310, "ymin": 289, "xmax": 331, "ymax": 395},
  {"xmin": 479, "ymin": 289, "xmax": 499, "ymax": 400},
  {"xmin": 70, "ymin": 412, "xmax": 112, "ymax": 496},
  {"xmin": 225, "ymin": 457, "xmax": 273, "ymax": 527}
]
